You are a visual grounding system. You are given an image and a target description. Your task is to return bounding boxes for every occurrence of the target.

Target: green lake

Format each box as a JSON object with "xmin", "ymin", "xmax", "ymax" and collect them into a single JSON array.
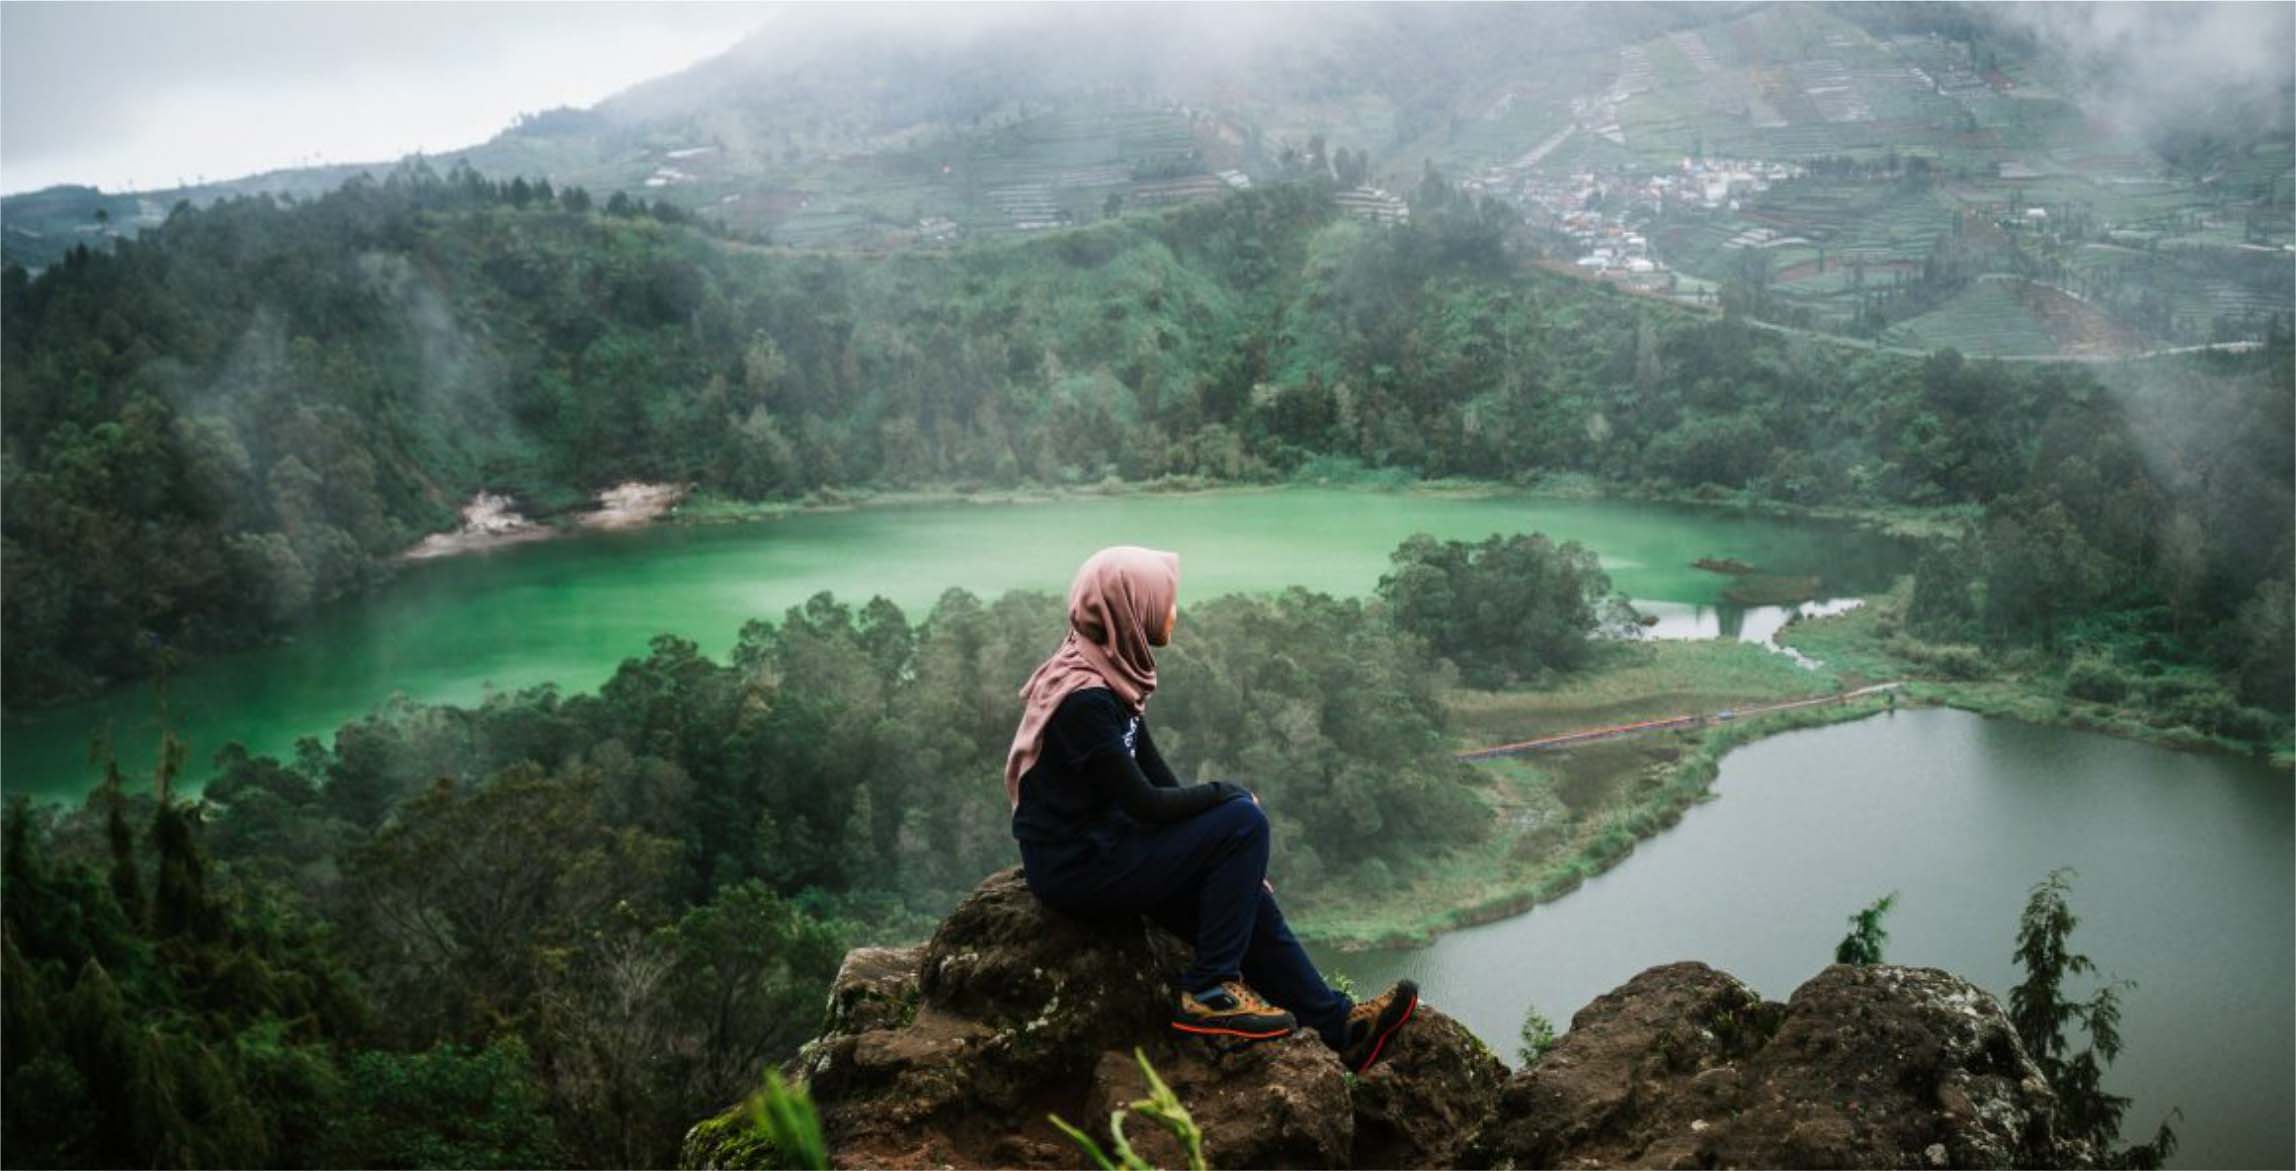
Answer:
[
  {"xmin": 1, "ymin": 487, "xmax": 1909, "ymax": 801},
  {"xmin": 1311, "ymin": 708, "xmax": 2295, "ymax": 1170}
]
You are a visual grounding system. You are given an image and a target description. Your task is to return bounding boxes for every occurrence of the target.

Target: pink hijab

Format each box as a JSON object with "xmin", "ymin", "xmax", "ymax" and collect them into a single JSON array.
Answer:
[{"xmin": 1004, "ymin": 545, "xmax": 1181, "ymax": 810}]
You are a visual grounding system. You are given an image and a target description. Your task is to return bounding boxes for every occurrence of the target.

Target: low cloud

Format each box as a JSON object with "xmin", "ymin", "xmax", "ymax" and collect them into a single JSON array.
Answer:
[{"xmin": 1998, "ymin": 2, "xmax": 2294, "ymax": 141}]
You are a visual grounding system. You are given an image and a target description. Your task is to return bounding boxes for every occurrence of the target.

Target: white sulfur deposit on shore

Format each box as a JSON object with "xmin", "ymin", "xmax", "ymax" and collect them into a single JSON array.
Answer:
[
  {"xmin": 576, "ymin": 481, "xmax": 690, "ymax": 530},
  {"xmin": 398, "ymin": 491, "xmax": 554, "ymax": 560},
  {"xmin": 397, "ymin": 482, "xmax": 690, "ymax": 560}
]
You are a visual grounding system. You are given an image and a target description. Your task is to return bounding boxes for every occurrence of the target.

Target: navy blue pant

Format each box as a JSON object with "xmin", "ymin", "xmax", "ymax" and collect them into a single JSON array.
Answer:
[{"xmin": 1018, "ymin": 797, "xmax": 1354, "ymax": 1048}]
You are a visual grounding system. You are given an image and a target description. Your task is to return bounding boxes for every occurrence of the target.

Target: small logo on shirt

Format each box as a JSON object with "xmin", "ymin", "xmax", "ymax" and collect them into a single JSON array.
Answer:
[{"xmin": 1122, "ymin": 717, "xmax": 1139, "ymax": 756}]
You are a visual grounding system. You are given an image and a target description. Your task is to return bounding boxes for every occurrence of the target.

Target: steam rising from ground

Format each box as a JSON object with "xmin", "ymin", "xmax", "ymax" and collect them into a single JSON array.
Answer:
[{"xmin": 1998, "ymin": 2, "xmax": 2295, "ymax": 140}]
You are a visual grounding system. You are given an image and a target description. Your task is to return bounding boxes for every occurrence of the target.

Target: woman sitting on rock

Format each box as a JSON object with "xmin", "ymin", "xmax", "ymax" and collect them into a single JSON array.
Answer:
[{"xmin": 1005, "ymin": 544, "xmax": 1419, "ymax": 1072}]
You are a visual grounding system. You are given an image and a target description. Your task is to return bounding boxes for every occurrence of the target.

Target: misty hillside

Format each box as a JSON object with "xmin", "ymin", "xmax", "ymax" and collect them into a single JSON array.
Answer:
[
  {"xmin": 9, "ymin": 3, "xmax": 2287, "ymax": 356},
  {"xmin": 2, "ymin": 5, "xmax": 1706, "ymax": 257},
  {"xmin": 6, "ymin": 154, "xmax": 2289, "ymax": 722}
]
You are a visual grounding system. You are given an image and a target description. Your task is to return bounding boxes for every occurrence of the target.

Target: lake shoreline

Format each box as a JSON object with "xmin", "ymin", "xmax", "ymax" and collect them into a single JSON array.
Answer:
[
  {"xmin": 8, "ymin": 472, "xmax": 1954, "ymax": 717},
  {"xmin": 639, "ymin": 472, "xmax": 1975, "ymax": 551},
  {"xmin": 1291, "ymin": 591, "xmax": 2292, "ymax": 952},
  {"xmin": 1775, "ymin": 581, "xmax": 2296, "ymax": 768},
  {"xmin": 1293, "ymin": 695, "xmax": 1897, "ymax": 952},
  {"xmin": 1295, "ymin": 679, "xmax": 2290, "ymax": 954},
  {"xmin": 3, "ymin": 485, "xmax": 1920, "ymax": 794}
]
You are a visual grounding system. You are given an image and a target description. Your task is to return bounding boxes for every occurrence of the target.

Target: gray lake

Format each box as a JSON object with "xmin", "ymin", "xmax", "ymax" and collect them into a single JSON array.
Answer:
[{"xmin": 1312, "ymin": 708, "xmax": 2295, "ymax": 1170}]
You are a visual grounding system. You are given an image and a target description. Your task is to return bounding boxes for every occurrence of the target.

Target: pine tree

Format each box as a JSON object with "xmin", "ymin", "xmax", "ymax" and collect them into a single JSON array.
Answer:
[
  {"xmin": 94, "ymin": 729, "xmax": 146, "ymax": 927},
  {"xmin": 2009, "ymin": 868, "xmax": 2180, "ymax": 1167},
  {"xmin": 1833, "ymin": 891, "xmax": 1897, "ymax": 966}
]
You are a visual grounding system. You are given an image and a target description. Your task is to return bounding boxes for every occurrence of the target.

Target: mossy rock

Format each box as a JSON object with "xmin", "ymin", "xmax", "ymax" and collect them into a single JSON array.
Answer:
[{"xmin": 681, "ymin": 1102, "xmax": 781, "ymax": 1171}]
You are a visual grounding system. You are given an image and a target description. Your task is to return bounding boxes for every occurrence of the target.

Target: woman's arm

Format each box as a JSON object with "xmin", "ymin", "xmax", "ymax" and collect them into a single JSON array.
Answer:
[
  {"xmin": 1134, "ymin": 720, "xmax": 1184, "ymax": 789},
  {"xmin": 1080, "ymin": 746, "xmax": 1248, "ymax": 823}
]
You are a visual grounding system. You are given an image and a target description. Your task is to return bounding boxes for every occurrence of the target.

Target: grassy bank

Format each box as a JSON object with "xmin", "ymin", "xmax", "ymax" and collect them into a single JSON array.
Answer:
[
  {"xmin": 1777, "ymin": 580, "xmax": 2296, "ymax": 767},
  {"xmin": 1293, "ymin": 692, "xmax": 1897, "ymax": 950},
  {"xmin": 1289, "ymin": 637, "xmax": 1887, "ymax": 949},
  {"xmin": 1292, "ymin": 579, "xmax": 2289, "ymax": 949}
]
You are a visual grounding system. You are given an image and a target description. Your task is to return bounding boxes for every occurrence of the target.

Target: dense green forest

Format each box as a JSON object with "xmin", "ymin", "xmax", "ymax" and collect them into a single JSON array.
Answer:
[
  {"xmin": 7, "ymin": 161, "xmax": 2289, "ymax": 718},
  {"xmin": 4, "ymin": 549, "xmax": 1546, "ymax": 1166}
]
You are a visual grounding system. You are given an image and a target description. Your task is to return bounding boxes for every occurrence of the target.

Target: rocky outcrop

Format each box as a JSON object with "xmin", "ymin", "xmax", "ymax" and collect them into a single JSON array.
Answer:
[
  {"xmin": 1353, "ymin": 1005, "xmax": 1511, "ymax": 1168},
  {"xmin": 684, "ymin": 869, "xmax": 2084, "ymax": 1170},
  {"xmin": 1473, "ymin": 961, "xmax": 2076, "ymax": 1169}
]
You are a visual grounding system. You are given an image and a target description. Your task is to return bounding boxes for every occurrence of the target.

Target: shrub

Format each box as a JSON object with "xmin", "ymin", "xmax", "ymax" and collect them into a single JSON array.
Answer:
[
  {"xmin": 1517, "ymin": 1004, "xmax": 1559, "ymax": 1067},
  {"xmin": 1834, "ymin": 891, "xmax": 1899, "ymax": 966},
  {"xmin": 2162, "ymin": 689, "xmax": 2279, "ymax": 743},
  {"xmin": 1888, "ymin": 637, "xmax": 1991, "ymax": 679},
  {"xmin": 2137, "ymin": 675, "xmax": 2204, "ymax": 706},
  {"xmin": 2064, "ymin": 657, "xmax": 2129, "ymax": 703}
]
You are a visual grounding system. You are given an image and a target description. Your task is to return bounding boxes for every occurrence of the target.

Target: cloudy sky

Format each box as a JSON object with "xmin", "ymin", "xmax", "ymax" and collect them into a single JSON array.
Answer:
[{"xmin": 1, "ymin": 2, "xmax": 767, "ymax": 195}]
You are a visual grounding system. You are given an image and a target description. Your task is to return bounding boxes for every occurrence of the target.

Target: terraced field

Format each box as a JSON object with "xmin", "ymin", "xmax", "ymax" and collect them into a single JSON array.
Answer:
[
  {"xmin": 1882, "ymin": 278, "xmax": 2061, "ymax": 356},
  {"xmin": 960, "ymin": 107, "xmax": 1207, "ymax": 233},
  {"xmin": 728, "ymin": 104, "xmax": 1226, "ymax": 248},
  {"xmin": 1444, "ymin": 102, "xmax": 1577, "ymax": 178},
  {"xmin": 1526, "ymin": 128, "xmax": 1643, "ymax": 176},
  {"xmin": 1651, "ymin": 178, "xmax": 1958, "ymax": 334}
]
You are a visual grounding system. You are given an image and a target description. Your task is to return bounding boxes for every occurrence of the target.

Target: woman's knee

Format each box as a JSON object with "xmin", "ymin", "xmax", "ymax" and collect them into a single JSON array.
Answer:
[{"xmin": 1209, "ymin": 792, "xmax": 1269, "ymax": 839}]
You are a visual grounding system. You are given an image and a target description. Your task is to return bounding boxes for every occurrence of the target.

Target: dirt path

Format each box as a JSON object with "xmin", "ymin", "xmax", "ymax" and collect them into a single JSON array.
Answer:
[{"xmin": 1456, "ymin": 682, "xmax": 1904, "ymax": 761}]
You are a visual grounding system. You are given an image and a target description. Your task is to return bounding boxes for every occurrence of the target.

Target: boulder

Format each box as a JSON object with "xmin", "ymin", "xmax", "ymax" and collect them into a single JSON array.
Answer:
[
  {"xmin": 1473, "ymin": 961, "xmax": 2080, "ymax": 1170},
  {"xmin": 1350, "ymin": 1003, "xmax": 1511, "ymax": 1168},
  {"xmin": 1472, "ymin": 962, "xmax": 1782, "ymax": 1167},
  {"xmin": 1714, "ymin": 963, "xmax": 2077, "ymax": 1170}
]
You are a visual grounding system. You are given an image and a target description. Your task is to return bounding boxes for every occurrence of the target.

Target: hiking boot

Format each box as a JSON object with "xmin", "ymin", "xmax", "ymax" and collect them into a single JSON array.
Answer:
[
  {"xmin": 1171, "ymin": 980, "xmax": 1297, "ymax": 1041},
  {"xmin": 1338, "ymin": 979, "xmax": 1420, "ymax": 1073}
]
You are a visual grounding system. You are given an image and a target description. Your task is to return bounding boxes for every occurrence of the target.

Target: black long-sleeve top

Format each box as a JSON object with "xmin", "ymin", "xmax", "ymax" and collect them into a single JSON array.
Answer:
[{"xmin": 1010, "ymin": 687, "xmax": 1250, "ymax": 847}]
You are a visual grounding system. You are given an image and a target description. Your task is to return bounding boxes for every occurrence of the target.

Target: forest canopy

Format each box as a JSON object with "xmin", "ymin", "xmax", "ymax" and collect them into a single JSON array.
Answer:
[
  {"xmin": 3, "ymin": 565, "xmax": 1518, "ymax": 1168},
  {"xmin": 7, "ymin": 163, "xmax": 2286, "ymax": 716}
]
